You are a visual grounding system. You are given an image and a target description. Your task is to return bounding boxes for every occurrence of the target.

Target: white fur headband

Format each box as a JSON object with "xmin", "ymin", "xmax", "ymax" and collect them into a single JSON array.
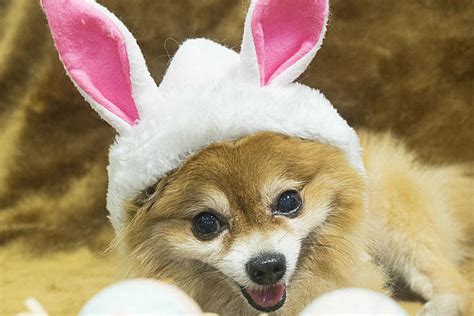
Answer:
[{"xmin": 41, "ymin": 0, "xmax": 364, "ymax": 233}]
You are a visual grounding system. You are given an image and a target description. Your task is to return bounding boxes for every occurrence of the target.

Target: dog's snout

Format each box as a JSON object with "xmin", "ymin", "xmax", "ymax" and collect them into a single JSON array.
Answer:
[{"xmin": 246, "ymin": 253, "xmax": 286, "ymax": 285}]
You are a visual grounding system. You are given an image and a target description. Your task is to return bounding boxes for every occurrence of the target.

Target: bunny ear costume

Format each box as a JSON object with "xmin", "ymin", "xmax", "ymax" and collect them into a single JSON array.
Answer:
[{"xmin": 41, "ymin": 0, "xmax": 364, "ymax": 234}]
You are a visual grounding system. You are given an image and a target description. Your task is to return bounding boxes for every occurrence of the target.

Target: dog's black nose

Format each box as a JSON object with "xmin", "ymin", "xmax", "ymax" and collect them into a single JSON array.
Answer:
[{"xmin": 246, "ymin": 253, "xmax": 286, "ymax": 285}]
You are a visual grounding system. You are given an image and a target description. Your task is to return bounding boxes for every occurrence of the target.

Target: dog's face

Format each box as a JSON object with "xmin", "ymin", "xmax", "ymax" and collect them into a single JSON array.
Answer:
[{"xmin": 122, "ymin": 132, "xmax": 367, "ymax": 313}]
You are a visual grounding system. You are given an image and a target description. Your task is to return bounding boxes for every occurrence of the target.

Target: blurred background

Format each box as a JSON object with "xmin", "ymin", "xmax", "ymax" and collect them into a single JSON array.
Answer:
[{"xmin": 0, "ymin": 0, "xmax": 472, "ymax": 314}]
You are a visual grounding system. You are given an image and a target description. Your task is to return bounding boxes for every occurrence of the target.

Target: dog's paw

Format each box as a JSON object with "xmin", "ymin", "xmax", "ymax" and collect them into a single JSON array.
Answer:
[{"xmin": 416, "ymin": 294, "xmax": 465, "ymax": 316}]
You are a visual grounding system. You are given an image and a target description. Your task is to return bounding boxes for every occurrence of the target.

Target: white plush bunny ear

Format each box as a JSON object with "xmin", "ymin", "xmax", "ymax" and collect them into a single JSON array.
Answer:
[
  {"xmin": 240, "ymin": 0, "xmax": 329, "ymax": 86},
  {"xmin": 41, "ymin": 0, "xmax": 158, "ymax": 133}
]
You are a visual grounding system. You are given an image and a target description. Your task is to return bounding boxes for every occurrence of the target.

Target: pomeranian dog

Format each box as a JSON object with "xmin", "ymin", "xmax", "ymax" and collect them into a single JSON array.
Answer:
[
  {"xmin": 41, "ymin": 0, "xmax": 472, "ymax": 314},
  {"xmin": 122, "ymin": 131, "xmax": 472, "ymax": 315}
]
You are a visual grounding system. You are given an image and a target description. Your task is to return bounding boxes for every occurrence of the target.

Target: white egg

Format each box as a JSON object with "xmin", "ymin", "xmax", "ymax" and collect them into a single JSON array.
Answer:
[
  {"xmin": 79, "ymin": 279, "xmax": 203, "ymax": 315},
  {"xmin": 300, "ymin": 288, "xmax": 408, "ymax": 316}
]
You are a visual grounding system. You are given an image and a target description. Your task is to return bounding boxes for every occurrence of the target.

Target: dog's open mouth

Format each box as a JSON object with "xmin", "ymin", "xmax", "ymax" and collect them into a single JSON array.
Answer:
[{"xmin": 241, "ymin": 283, "xmax": 287, "ymax": 312}]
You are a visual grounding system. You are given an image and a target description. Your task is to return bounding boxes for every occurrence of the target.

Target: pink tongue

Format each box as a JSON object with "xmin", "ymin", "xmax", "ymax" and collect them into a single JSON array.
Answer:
[{"xmin": 247, "ymin": 284, "xmax": 286, "ymax": 308}]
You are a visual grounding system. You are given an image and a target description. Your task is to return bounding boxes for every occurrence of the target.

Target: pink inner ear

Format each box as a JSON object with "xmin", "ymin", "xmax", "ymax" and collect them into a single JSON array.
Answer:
[
  {"xmin": 252, "ymin": 0, "xmax": 327, "ymax": 86},
  {"xmin": 41, "ymin": 0, "xmax": 139, "ymax": 126}
]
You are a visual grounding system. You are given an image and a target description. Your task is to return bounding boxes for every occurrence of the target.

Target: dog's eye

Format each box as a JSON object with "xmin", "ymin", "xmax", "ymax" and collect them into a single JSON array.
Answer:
[
  {"xmin": 192, "ymin": 212, "xmax": 222, "ymax": 240},
  {"xmin": 275, "ymin": 190, "xmax": 302, "ymax": 216}
]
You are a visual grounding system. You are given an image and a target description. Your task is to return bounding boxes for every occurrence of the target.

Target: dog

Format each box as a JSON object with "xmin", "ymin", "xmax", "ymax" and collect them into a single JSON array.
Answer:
[
  {"xmin": 120, "ymin": 131, "xmax": 472, "ymax": 315},
  {"xmin": 41, "ymin": 0, "xmax": 472, "ymax": 314}
]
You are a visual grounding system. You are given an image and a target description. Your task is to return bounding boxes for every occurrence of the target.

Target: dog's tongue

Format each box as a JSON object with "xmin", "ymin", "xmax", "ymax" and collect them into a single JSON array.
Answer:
[{"xmin": 247, "ymin": 284, "xmax": 286, "ymax": 308}]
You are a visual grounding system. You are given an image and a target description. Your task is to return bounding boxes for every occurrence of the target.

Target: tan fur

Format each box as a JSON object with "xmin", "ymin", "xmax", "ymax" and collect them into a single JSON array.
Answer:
[
  {"xmin": 118, "ymin": 131, "xmax": 472, "ymax": 315},
  {"xmin": 360, "ymin": 130, "xmax": 473, "ymax": 315}
]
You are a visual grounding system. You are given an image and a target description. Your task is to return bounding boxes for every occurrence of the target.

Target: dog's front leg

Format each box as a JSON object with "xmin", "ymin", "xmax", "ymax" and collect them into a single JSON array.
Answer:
[{"xmin": 381, "ymin": 233, "xmax": 470, "ymax": 315}]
